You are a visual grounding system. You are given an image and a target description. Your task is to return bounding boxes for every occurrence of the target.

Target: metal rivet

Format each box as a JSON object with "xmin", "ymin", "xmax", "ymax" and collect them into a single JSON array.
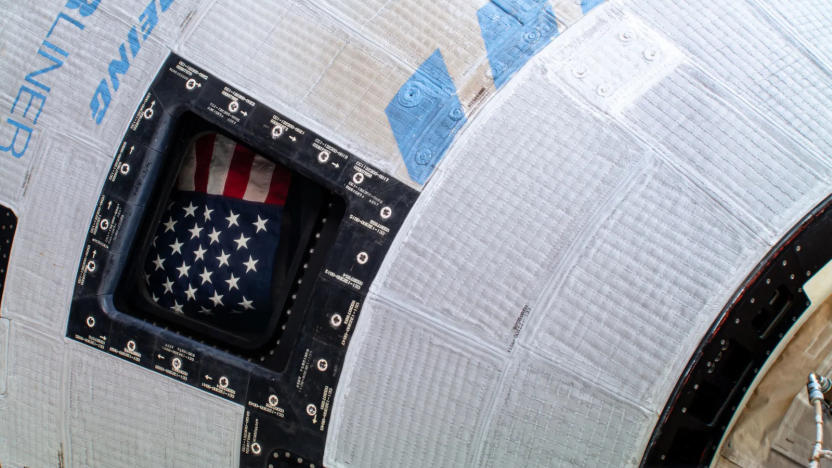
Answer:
[
  {"xmin": 398, "ymin": 83, "xmax": 423, "ymax": 107},
  {"xmin": 523, "ymin": 30, "xmax": 541, "ymax": 43},
  {"xmin": 415, "ymin": 149, "xmax": 432, "ymax": 165},
  {"xmin": 643, "ymin": 48, "xmax": 659, "ymax": 61}
]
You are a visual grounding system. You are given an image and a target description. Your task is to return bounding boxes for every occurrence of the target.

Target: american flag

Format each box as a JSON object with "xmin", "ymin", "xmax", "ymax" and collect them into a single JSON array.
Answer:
[{"xmin": 144, "ymin": 132, "xmax": 291, "ymax": 331}]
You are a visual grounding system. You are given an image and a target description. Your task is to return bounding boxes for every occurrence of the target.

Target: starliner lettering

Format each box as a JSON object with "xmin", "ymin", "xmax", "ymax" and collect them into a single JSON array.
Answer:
[
  {"xmin": 0, "ymin": 0, "xmax": 101, "ymax": 159},
  {"xmin": 89, "ymin": 0, "xmax": 174, "ymax": 125}
]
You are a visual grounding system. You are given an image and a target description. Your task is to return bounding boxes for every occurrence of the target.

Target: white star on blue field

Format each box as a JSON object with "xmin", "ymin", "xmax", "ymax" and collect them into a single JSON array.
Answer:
[{"xmin": 144, "ymin": 192, "xmax": 281, "ymax": 331}]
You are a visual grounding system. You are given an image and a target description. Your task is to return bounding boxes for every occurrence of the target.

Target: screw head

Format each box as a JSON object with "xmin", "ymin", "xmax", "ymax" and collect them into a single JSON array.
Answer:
[{"xmin": 272, "ymin": 126, "xmax": 285, "ymax": 139}]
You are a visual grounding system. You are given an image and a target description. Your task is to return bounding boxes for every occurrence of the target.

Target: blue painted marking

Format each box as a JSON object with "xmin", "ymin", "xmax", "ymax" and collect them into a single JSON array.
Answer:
[
  {"xmin": 1, "ymin": 1, "xmax": 102, "ymax": 159},
  {"xmin": 385, "ymin": 49, "xmax": 467, "ymax": 185},
  {"xmin": 91, "ymin": 0, "xmax": 175, "ymax": 124},
  {"xmin": 492, "ymin": 0, "xmax": 548, "ymax": 24},
  {"xmin": 477, "ymin": 1, "xmax": 558, "ymax": 89},
  {"xmin": 581, "ymin": 0, "xmax": 605, "ymax": 14}
]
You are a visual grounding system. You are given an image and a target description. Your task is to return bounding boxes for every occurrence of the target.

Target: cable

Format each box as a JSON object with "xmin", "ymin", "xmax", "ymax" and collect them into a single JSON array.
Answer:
[{"xmin": 807, "ymin": 373, "xmax": 832, "ymax": 467}]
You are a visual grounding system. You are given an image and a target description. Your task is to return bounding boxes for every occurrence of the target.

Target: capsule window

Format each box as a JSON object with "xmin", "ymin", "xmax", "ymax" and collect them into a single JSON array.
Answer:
[{"xmin": 115, "ymin": 113, "xmax": 344, "ymax": 368}]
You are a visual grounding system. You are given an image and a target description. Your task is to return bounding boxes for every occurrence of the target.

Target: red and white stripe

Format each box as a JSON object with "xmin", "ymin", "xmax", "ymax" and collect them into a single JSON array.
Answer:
[{"xmin": 177, "ymin": 132, "xmax": 291, "ymax": 206}]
